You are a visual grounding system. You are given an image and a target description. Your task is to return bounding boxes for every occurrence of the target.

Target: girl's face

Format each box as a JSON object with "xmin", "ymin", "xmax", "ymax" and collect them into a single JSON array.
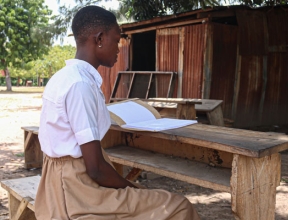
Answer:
[{"xmin": 96, "ymin": 24, "xmax": 121, "ymax": 68}]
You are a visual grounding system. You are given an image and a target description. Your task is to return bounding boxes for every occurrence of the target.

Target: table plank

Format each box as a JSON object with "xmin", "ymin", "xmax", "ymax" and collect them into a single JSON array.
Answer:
[{"xmin": 110, "ymin": 123, "xmax": 288, "ymax": 158}]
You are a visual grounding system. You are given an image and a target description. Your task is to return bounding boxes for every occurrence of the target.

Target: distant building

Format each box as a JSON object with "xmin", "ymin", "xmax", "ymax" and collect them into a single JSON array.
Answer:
[{"xmin": 98, "ymin": 5, "xmax": 288, "ymax": 128}]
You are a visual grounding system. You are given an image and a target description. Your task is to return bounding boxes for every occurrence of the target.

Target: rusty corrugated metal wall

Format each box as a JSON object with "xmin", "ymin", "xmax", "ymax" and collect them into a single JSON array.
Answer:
[
  {"xmin": 98, "ymin": 38, "xmax": 130, "ymax": 102},
  {"xmin": 234, "ymin": 8, "xmax": 288, "ymax": 127},
  {"xmin": 182, "ymin": 24, "xmax": 206, "ymax": 99},
  {"xmin": 236, "ymin": 56, "xmax": 264, "ymax": 126},
  {"xmin": 262, "ymin": 8, "xmax": 288, "ymax": 125},
  {"xmin": 209, "ymin": 23, "xmax": 238, "ymax": 119},
  {"xmin": 156, "ymin": 28, "xmax": 180, "ymax": 97}
]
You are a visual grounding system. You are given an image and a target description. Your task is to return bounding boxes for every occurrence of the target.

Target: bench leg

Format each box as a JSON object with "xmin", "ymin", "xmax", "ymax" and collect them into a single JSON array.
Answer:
[
  {"xmin": 23, "ymin": 131, "xmax": 43, "ymax": 169},
  {"xmin": 176, "ymin": 103, "xmax": 196, "ymax": 120},
  {"xmin": 125, "ymin": 168, "xmax": 142, "ymax": 181},
  {"xmin": 9, "ymin": 194, "xmax": 36, "ymax": 220},
  {"xmin": 206, "ymin": 105, "xmax": 224, "ymax": 126},
  {"xmin": 230, "ymin": 153, "xmax": 281, "ymax": 220}
]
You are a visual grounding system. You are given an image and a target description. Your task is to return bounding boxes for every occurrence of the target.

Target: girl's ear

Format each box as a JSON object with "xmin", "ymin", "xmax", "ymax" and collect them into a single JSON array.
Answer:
[{"xmin": 94, "ymin": 32, "xmax": 103, "ymax": 47}]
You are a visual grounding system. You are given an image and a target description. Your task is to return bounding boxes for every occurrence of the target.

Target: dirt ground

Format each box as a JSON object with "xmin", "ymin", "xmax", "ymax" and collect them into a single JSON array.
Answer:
[{"xmin": 0, "ymin": 87, "xmax": 287, "ymax": 220}]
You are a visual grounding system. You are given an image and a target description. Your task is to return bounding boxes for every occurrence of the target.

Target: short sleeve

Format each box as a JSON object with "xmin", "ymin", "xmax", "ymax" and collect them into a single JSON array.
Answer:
[{"xmin": 65, "ymin": 82, "xmax": 101, "ymax": 145}]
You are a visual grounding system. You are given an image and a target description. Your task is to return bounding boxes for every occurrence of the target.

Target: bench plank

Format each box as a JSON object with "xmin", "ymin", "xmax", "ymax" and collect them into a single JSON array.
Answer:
[
  {"xmin": 105, "ymin": 145, "xmax": 231, "ymax": 192},
  {"xmin": 1, "ymin": 176, "xmax": 40, "ymax": 213}
]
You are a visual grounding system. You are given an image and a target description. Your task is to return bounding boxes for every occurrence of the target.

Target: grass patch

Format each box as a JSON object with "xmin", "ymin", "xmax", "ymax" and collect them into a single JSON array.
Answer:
[
  {"xmin": 281, "ymin": 178, "xmax": 288, "ymax": 183},
  {"xmin": 0, "ymin": 86, "xmax": 45, "ymax": 94},
  {"xmin": 15, "ymin": 152, "xmax": 24, "ymax": 157}
]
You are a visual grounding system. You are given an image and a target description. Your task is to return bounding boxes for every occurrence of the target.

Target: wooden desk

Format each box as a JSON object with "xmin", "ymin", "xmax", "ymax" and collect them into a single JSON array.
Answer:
[
  {"xmin": 147, "ymin": 98, "xmax": 224, "ymax": 126},
  {"xmin": 101, "ymin": 123, "xmax": 288, "ymax": 220}
]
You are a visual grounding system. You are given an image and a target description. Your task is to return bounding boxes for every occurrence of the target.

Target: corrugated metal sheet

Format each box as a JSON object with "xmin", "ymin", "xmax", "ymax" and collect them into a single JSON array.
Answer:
[
  {"xmin": 234, "ymin": 7, "xmax": 288, "ymax": 127},
  {"xmin": 182, "ymin": 24, "xmax": 206, "ymax": 99},
  {"xmin": 236, "ymin": 9, "xmax": 268, "ymax": 56},
  {"xmin": 209, "ymin": 23, "xmax": 238, "ymax": 119},
  {"xmin": 98, "ymin": 66, "xmax": 111, "ymax": 103},
  {"xmin": 98, "ymin": 38, "xmax": 130, "ymax": 102},
  {"xmin": 235, "ymin": 56, "xmax": 264, "ymax": 127},
  {"xmin": 262, "ymin": 53, "xmax": 288, "ymax": 125},
  {"xmin": 156, "ymin": 28, "xmax": 180, "ymax": 97},
  {"xmin": 267, "ymin": 8, "xmax": 288, "ymax": 48},
  {"xmin": 261, "ymin": 8, "xmax": 288, "ymax": 125}
]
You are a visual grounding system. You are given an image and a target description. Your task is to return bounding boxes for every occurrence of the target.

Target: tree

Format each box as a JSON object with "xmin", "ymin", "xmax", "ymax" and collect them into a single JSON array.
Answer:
[
  {"xmin": 0, "ymin": 0, "xmax": 55, "ymax": 91},
  {"xmin": 117, "ymin": 0, "xmax": 219, "ymax": 21},
  {"xmin": 54, "ymin": 0, "xmax": 288, "ymax": 27},
  {"xmin": 27, "ymin": 45, "xmax": 76, "ymax": 84},
  {"xmin": 53, "ymin": 0, "xmax": 103, "ymax": 40},
  {"xmin": 117, "ymin": 0, "xmax": 288, "ymax": 21}
]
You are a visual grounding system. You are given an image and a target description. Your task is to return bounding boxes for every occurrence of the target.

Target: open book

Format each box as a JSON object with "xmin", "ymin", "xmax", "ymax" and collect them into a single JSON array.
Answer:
[{"xmin": 107, "ymin": 99, "xmax": 197, "ymax": 132}]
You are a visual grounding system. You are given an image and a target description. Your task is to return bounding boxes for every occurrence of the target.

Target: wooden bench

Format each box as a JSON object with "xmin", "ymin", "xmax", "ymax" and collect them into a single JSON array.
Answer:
[
  {"xmin": 101, "ymin": 122, "xmax": 288, "ymax": 220},
  {"xmin": 21, "ymin": 126, "xmax": 42, "ymax": 169},
  {"xmin": 0, "ymin": 176, "xmax": 39, "ymax": 220},
  {"xmin": 146, "ymin": 98, "xmax": 224, "ymax": 126},
  {"xmin": 17, "ymin": 125, "xmax": 288, "ymax": 219}
]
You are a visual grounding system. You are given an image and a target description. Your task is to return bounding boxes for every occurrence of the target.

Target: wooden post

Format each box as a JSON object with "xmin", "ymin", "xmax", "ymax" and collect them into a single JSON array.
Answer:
[
  {"xmin": 23, "ymin": 128, "xmax": 43, "ymax": 169},
  {"xmin": 231, "ymin": 153, "xmax": 281, "ymax": 220},
  {"xmin": 206, "ymin": 105, "xmax": 224, "ymax": 126},
  {"xmin": 176, "ymin": 103, "xmax": 196, "ymax": 120}
]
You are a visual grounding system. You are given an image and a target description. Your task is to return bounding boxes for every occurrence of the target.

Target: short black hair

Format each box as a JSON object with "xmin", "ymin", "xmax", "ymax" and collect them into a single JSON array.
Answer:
[{"xmin": 72, "ymin": 6, "xmax": 117, "ymax": 45}]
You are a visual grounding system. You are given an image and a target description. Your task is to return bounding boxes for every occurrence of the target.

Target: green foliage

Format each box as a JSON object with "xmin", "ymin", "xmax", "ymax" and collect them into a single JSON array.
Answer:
[
  {"xmin": 117, "ymin": 0, "xmax": 288, "ymax": 20},
  {"xmin": 5, "ymin": 45, "xmax": 75, "ymax": 85},
  {"xmin": 0, "ymin": 0, "xmax": 55, "ymax": 70},
  {"xmin": 118, "ymin": 0, "xmax": 219, "ymax": 21},
  {"xmin": 229, "ymin": 0, "xmax": 288, "ymax": 6},
  {"xmin": 27, "ymin": 45, "xmax": 76, "ymax": 78},
  {"xmin": 54, "ymin": 0, "xmax": 102, "ymax": 40}
]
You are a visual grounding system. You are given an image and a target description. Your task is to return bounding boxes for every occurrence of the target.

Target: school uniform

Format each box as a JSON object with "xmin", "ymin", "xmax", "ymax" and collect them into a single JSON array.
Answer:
[{"xmin": 35, "ymin": 59, "xmax": 200, "ymax": 220}]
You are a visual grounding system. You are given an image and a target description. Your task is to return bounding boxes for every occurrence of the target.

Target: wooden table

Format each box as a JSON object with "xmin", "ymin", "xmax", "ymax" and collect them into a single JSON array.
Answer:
[{"xmin": 101, "ymin": 123, "xmax": 288, "ymax": 220}]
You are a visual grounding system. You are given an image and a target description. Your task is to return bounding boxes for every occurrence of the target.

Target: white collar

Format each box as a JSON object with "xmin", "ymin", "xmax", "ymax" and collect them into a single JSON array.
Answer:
[{"xmin": 65, "ymin": 59, "xmax": 103, "ymax": 88}]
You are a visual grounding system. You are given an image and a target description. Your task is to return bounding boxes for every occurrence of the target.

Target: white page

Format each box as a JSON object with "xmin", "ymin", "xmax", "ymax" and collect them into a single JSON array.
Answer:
[
  {"xmin": 107, "ymin": 101, "xmax": 156, "ymax": 124},
  {"xmin": 121, "ymin": 118, "xmax": 197, "ymax": 132}
]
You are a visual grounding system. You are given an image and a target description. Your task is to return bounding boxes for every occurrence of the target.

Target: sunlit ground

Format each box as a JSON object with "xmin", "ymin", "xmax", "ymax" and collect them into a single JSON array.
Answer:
[{"xmin": 0, "ymin": 86, "xmax": 45, "ymax": 93}]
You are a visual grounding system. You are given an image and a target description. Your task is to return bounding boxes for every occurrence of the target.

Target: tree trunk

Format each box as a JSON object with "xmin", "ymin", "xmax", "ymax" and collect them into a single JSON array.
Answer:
[{"xmin": 5, "ymin": 68, "xmax": 12, "ymax": 91}]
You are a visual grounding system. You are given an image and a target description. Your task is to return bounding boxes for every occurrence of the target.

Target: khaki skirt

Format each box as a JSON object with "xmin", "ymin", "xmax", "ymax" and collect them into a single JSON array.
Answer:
[{"xmin": 35, "ymin": 150, "xmax": 200, "ymax": 220}]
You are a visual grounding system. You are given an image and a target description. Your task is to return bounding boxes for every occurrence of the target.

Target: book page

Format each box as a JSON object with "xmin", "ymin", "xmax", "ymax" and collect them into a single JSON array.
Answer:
[
  {"xmin": 121, "ymin": 118, "xmax": 197, "ymax": 132},
  {"xmin": 107, "ymin": 101, "xmax": 156, "ymax": 124}
]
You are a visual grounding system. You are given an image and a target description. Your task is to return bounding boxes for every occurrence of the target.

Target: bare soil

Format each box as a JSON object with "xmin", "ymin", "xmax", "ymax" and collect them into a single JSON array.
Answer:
[{"xmin": 0, "ymin": 87, "xmax": 287, "ymax": 220}]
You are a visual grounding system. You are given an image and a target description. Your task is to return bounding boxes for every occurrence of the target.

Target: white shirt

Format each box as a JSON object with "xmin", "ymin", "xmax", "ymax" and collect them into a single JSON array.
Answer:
[{"xmin": 39, "ymin": 59, "xmax": 111, "ymax": 158}]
